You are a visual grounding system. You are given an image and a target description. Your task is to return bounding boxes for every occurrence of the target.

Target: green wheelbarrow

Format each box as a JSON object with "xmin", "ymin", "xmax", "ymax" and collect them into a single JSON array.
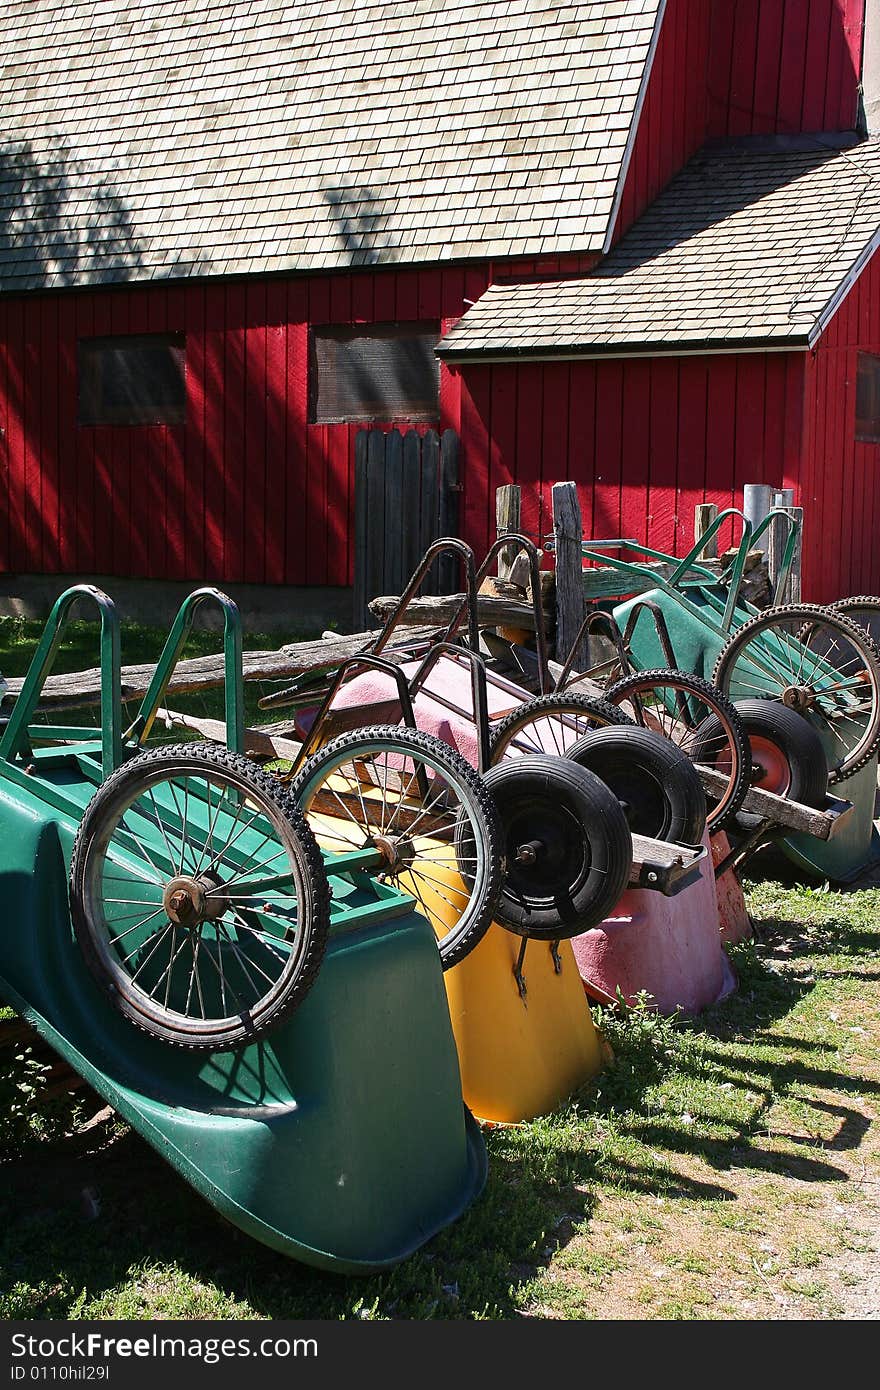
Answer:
[
  {"xmin": 555, "ymin": 508, "xmax": 880, "ymax": 879},
  {"xmin": 0, "ymin": 585, "xmax": 489, "ymax": 1272}
]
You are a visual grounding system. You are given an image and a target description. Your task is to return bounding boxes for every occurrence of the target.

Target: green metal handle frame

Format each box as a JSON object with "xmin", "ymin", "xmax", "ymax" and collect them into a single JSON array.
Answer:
[
  {"xmin": 578, "ymin": 537, "xmax": 722, "ymax": 587},
  {"xmin": 127, "ymin": 588, "xmax": 244, "ymax": 755},
  {"xmin": 0, "ymin": 584, "xmax": 123, "ymax": 778}
]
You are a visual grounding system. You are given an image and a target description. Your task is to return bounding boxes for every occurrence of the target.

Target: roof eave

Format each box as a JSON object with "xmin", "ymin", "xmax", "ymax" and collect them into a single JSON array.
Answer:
[
  {"xmin": 807, "ymin": 227, "xmax": 880, "ymax": 347},
  {"xmin": 437, "ymin": 335, "xmax": 812, "ymax": 365}
]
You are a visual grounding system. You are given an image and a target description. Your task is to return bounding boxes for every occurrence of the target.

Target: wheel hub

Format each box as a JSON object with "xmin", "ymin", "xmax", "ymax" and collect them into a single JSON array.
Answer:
[
  {"xmin": 514, "ymin": 839, "xmax": 545, "ymax": 866},
  {"xmin": 372, "ymin": 834, "xmax": 415, "ymax": 871},
  {"xmin": 163, "ymin": 875, "xmax": 227, "ymax": 928},
  {"xmin": 781, "ymin": 685, "xmax": 815, "ymax": 713}
]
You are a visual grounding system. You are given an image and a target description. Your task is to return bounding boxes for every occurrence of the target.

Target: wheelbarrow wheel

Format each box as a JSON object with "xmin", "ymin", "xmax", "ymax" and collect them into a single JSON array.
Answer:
[
  {"xmin": 69, "ymin": 743, "xmax": 330, "ymax": 1051},
  {"xmin": 292, "ymin": 725, "xmax": 503, "ymax": 971},
  {"xmin": 832, "ymin": 596, "xmax": 880, "ymax": 651},
  {"xmin": 712, "ymin": 603, "xmax": 880, "ymax": 783},
  {"xmin": 729, "ymin": 698, "xmax": 829, "ymax": 808},
  {"xmin": 606, "ymin": 669, "xmax": 751, "ymax": 833},
  {"xmin": 482, "ymin": 756, "xmax": 632, "ymax": 938},
  {"xmin": 487, "ymin": 691, "xmax": 633, "ymax": 765},
  {"xmin": 565, "ymin": 726, "xmax": 708, "ymax": 844}
]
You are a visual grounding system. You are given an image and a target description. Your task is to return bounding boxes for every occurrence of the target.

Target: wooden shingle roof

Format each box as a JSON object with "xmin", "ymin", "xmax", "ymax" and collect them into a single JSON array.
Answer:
[
  {"xmin": 438, "ymin": 135, "xmax": 880, "ymax": 359},
  {"xmin": 0, "ymin": 0, "xmax": 662, "ymax": 291}
]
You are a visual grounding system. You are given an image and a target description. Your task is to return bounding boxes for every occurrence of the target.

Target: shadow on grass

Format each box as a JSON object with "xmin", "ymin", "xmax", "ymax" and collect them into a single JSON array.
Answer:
[{"xmin": 2, "ymin": 909, "xmax": 876, "ymax": 1319}]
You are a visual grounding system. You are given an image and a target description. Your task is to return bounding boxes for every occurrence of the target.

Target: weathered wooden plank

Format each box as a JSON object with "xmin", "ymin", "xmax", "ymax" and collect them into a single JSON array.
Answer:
[
  {"xmin": 1, "ymin": 627, "xmax": 439, "ymax": 711},
  {"xmin": 580, "ymin": 552, "xmax": 770, "ymax": 602},
  {"xmin": 694, "ymin": 502, "xmax": 718, "ymax": 558},
  {"xmin": 401, "ymin": 430, "xmax": 423, "ymax": 591},
  {"xmin": 384, "ymin": 429, "xmax": 405, "ymax": 599},
  {"xmin": 438, "ymin": 429, "xmax": 461, "ymax": 593},
  {"xmin": 420, "ymin": 430, "xmax": 440, "ymax": 594},
  {"xmin": 156, "ymin": 708, "xmax": 304, "ymax": 761},
  {"xmin": 365, "ymin": 428, "xmax": 388, "ymax": 613},
  {"xmin": 698, "ymin": 766, "xmax": 852, "ymax": 839},
  {"xmin": 367, "ymin": 592, "xmax": 548, "ymax": 630},
  {"xmin": 552, "ymin": 481, "xmax": 587, "ymax": 668},
  {"xmin": 352, "ymin": 429, "xmax": 370, "ymax": 629},
  {"xmin": 629, "ymin": 834, "xmax": 705, "ymax": 895},
  {"xmin": 767, "ymin": 503, "xmax": 803, "ymax": 605},
  {"xmin": 495, "ymin": 484, "xmax": 522, "ymax": 580}
]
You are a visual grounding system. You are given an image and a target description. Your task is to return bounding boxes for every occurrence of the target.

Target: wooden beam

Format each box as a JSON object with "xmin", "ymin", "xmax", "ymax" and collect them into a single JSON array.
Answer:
[
  {"xmin": 495, "ymin": 484, "xmax": 522, "ymax": 580},
  {"xmin": 767, "ymin": 504, "xmax": 803, "ymax": 605},
  {"xmin": 694, "ymin": 502, "xmax": 718, "ymax": 558},
  {"xmin": 698, "ymin": 766, "xmax": 851, "ymax": 839},
  {"xmin": 552, "ymin": 481, "xmax": 587, "ymax": 669},
  {"xmin": 367, "ymin": 592, "xmax": 546, "ymax": 630},
  {"xmin": 1, "ymin": 627, "xmax": 439, "ymax": 711}
]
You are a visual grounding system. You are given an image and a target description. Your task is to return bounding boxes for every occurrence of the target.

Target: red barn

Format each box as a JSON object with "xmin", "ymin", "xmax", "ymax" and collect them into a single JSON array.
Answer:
[{"xmin": 0, "ymin": 0, "xmax": 878, "ymax": 617}]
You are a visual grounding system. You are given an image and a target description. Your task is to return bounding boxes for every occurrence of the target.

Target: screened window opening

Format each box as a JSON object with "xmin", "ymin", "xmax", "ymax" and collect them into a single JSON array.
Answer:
[
  {"xmin": 856, "ymin": 351, "xmax": 880, "ymax": 443},
  {"xmin": 310, "ymin": 323, "xmax": 440, "ymax": 424},
  {"xmin": 78, "ymin": 333, "xmax": 186, "ymax": 426}
]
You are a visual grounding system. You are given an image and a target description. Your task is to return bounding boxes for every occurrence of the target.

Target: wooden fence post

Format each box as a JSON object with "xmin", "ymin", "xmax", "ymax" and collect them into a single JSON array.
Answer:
[
  {"xmin": 694, "ymin": 502, "xmax": 718, "ymax": 558},
  {"xmin": 768, "ymin": 504, "xmax": 803, "ymax": 605},
  {"xmin": 552, "ymin": 481, "xmax": 587, "ymax": 669},
  {"xmin": 495, "ymin": 485, "xmax": 522, "ymax": 580}
]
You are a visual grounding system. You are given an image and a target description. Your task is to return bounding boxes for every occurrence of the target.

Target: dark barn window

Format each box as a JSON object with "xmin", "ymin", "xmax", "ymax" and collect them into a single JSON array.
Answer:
[
  {"xmin": 856, "ymin": 352, "xmax": 880, "ymax": 443},
  {"xmin": 78, "ymin": 334, "xmax": 186, "ymax": 425},
  {"xmin": 310, "ymin": 323, "xmax": 440, "ymax": 423}
]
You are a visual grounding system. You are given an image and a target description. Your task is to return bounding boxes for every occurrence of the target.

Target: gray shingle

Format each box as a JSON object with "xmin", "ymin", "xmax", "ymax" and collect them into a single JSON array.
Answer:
[
  {"xmin": 0, "ymin": 0, "xmax": 661, "ymax": 290},
  {"xmin": 438, "ymin": 136, "xmax": 880, "ymax": 358}
]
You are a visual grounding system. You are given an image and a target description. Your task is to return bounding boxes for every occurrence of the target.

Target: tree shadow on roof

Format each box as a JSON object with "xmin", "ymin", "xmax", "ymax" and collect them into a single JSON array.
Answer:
[
  {"xmin": 323, "ymin": 182, "xmax": 393, "ymax": 267},
  {"xmin": 0, "ymin": 138, "xmax": 144, "ymax": 289}
]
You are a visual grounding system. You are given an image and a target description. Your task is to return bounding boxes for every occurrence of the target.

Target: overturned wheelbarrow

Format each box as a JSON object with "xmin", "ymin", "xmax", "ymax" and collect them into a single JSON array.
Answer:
[
  {"xmin": 0, "ymin": 585, "xmax": 487, "ymax": 1272},
  {"xmin": 291, "ymin": 724, "xmax": 619, "ymax": 1124}
]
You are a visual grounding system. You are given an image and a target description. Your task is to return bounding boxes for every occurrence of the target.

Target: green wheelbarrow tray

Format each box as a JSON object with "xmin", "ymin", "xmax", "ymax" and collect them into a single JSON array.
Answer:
[
  {"xmin": 590, "ymin": 508, "xmax": 798, "ymax": 680},
  {"xmin": 612, "ymin": 582, "xmax": 752, "ymax": 682},
  {"xmin": 0, "ymin": 585, "xmax": 486, "ymax": 1273},
  {"xmin": 563, "ymin": 507, "xmax": 792, "ymax": 679},
  {"xmin": 0, "ymin": 756, "xmax": 486, "ymax": 1274}
]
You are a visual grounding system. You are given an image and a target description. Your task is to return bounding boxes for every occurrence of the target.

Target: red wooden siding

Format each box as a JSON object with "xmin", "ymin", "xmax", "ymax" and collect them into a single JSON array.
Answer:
[
  {"xmin": 707, "ymin": 0, "xmax": 864, "ymax": 137},
  {"xmin": 0, "ymin": 265, "xmax": 489, "ymax": 588},
  {"xmin": 800, "ymin": 247, "xmax": 880, "ymax": 603},
  {"xmin": 453, "ymin": 351, "xmax": 805, "ymax": 562},
  {"xmin": 613, "ymin": 0, "xmax": 712, "ymax": 243}
]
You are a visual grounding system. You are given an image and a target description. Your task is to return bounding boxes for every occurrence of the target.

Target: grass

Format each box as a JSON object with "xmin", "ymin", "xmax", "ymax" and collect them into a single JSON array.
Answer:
[
  {"xmin": 0, "ymin": 613, "xmax": 323, "ymax": 736},
  {"xmin": 0, "ymin": 616, "xmax": 877, "ymax": 1320},
  {"xmin": 1, "ymin": 875, "xmax": 878, "ymax": 1321}
]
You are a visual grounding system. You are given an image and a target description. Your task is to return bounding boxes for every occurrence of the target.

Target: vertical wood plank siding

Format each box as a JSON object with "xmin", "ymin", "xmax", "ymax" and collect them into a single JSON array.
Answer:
[
  {"xmin": 0, "ymin": 266, "xmax": 490, "ymax": 587},
  {"xmin": 451, "ymin": 351, "xmax": 805, "ymax": 563},
  {"xmin": 707, "ymin": 0, "xmax": 864, "ymax": 137},
  {"xmin": 800, "ymin": 248, "xmax": 880, "ymax": 603},
  {"xmin": 613, "ymin": 0, "xmax": 712, "ymax": 242}
]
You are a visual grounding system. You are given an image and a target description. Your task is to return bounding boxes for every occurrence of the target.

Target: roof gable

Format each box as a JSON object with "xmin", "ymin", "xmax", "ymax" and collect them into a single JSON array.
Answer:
[
  {"xmin": 438, "ymin": 134, "xmax": 880, "ymax": 359},
  {"xmin": 0, "ymin": 0, "xmax": 663, "ymax": 291}
]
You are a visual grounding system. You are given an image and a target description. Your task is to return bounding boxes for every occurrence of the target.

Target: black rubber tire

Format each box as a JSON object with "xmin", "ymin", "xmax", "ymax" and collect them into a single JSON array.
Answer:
[
  {"xmin": 292, "ymin": 725, "xmax": 504, "ymax": 971},
  {"xmin": 729, "ymin": 698, "xmax": 829, "ymax": 808},
  {"xmin": 712, "ymin": 602, "xmax": 880, "ymax": 783},
  {"xmin": 565, "ymin": 726, "xmax": 708, "ymax": 844},
  {"xmin": 831, "ymin": 596, "xmax": 880, "ymax": 651},
  {"xmin": 482, "ymin": 756, "xmax": 632, "ymax": 939},
  {"xmin": 607, "ymin": 668, "xmax": 752, "ymax": 834},
  {"xmin": 488, "ymin": 690, "xmax": 633, "ymax": 765},
  {"xmin": 70, "ymin": 743, "xmax": 330, "ymax": 1051}
]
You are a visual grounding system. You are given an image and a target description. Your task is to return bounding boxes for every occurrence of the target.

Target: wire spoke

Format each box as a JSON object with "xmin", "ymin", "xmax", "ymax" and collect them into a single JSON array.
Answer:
[
  {"xmin": 127, "ymin": 922, "xmax": 174, "ymax": 979},
  {"xmin": 105, "ymin": 906, "xmax": 166, "ymax": 944},
  {"xmin": 117, "ymin": 816, "xmax": 167, "ymax": 882}
]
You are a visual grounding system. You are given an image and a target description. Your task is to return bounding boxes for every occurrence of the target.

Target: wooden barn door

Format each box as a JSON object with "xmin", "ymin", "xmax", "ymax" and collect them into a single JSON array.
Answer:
[{"xmin": 352, "ymin": 428, "xmax": 460, "ymax": 628}]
